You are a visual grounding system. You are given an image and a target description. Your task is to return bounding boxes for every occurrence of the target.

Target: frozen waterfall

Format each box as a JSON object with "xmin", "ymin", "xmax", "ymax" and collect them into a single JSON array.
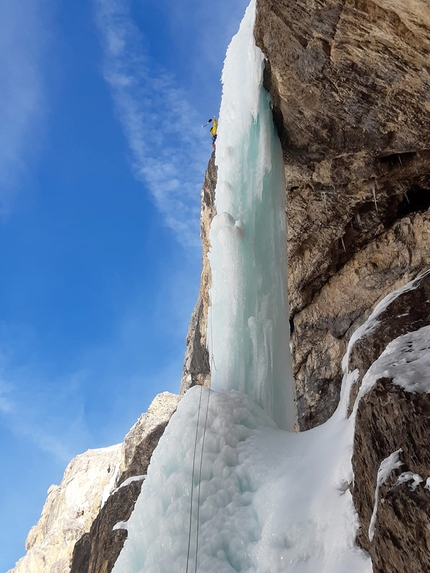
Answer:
[
  {"xmin": 110, "ymin": 1, "xmax": 372, "ymax": 572},
  {"xmin": 207, "ymin": 0, "xmax": 295, "ymax": 431}
]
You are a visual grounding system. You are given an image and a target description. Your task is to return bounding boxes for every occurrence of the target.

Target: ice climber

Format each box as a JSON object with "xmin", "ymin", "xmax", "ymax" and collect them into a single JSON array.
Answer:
[{"xmin": 208, "ymin": 117, "xmax": 217, "ymax": 148}]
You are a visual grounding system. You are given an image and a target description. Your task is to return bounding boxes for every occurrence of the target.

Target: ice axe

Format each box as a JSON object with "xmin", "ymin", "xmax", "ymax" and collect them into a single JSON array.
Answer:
[{"xmin": 202, "ymin": 119, "xmax": 213, "ymax": 128}]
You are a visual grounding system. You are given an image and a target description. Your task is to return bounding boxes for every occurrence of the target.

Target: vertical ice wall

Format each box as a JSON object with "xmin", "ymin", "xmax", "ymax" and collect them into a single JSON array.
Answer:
[
  {"xmin": 110, "ymin": 4, "xmax": 373, "ymax": 571},
  {"xmin": 207, "ymin": 0, "xmax": 296, "ymax": 430}
]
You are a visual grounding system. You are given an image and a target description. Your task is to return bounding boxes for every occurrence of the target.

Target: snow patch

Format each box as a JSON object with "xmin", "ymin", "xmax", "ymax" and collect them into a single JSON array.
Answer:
[
  {"xmin": 342, "ymin": 269, "xmax": 430, "ymax": 374},
  {"xmin": 396, "ymin": 472, "xmax": 423, "ymax": 491},
  {"xmin": 355, "ymin": 325, "xmax": 430, "ymax": 404},
  {"xmin": 101, "ymin": 461, "xmax": 121, "ymax": 508},
  {"xmin": 118, "ymin": 475, "xmax": 146, "ymax": 489},
  {"xmin": 368, "ymin": 450, "xmax": 403, "ymax": 541}
]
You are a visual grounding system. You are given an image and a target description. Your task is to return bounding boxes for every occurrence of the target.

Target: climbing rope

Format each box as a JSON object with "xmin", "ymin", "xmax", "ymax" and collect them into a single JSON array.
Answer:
[
  {"xmin": 185, "ymin": 386, "xmax": 204, "ymax": 573},
  {"xmin": 185, "ymin": 313, "xmax": 214, "ymax": 572},
  {"xmin": 194, "ymin": 387, "xmax": 212, "ymax": 573}
]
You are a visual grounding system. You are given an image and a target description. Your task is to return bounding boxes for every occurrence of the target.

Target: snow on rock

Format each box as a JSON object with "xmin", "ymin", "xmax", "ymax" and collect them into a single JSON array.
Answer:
[
  {"xmin": 396, "ymin": 472, "xmax": 424, "ymax": 492},
  {"xmin": 8, "ymin": 445, "xmax": 122, "ymax": 573},
  {"xmin": 348, "ymin": 273, "xmax": 430, "ymax": 571},
  {"xmin": 356, "ymin": 325, "xmax": 430, "ymax": 402},
  {"xmin": 345, "ymin": 268, "xmax": 430, "ymax": 413},
  {"xmin": 112, "ymin": 522, "xmax": 128, "ymax": 532},
  {"xmin": 368, "ymin": 450, "xmax": 403, "ymax": 541},
  {"xmin": 117, "ymin": 475, "xmax": 145, "ymax": 489}
]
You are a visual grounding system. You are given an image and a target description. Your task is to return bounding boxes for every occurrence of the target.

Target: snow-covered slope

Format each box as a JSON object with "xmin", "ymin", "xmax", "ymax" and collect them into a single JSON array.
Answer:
[{"xmin": 111, "ymin": 384, "xmax": 371, "ymax": 573}]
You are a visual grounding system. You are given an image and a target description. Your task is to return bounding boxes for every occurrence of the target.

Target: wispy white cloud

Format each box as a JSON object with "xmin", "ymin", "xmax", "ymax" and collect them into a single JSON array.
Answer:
[
  {"xmin": 0, "ymin": 339, "xmax": 90, "ymax": 464},
  {"xmin": 94, "ymin": 0, "xmax": 210, "ymax": 247},
  {"xmin": 0, "ymin": 0, "xmax": 48, "ymax": 216}
]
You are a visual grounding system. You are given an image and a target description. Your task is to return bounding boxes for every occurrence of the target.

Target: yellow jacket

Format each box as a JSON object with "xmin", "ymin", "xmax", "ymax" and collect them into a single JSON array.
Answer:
[{"xmin": 210, "ymin": 118, "xmax": 218, "ymax": 136}]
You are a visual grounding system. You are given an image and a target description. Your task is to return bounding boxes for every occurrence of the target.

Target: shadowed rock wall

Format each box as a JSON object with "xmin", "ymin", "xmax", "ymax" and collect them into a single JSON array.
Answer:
[
  {"xmin": 180, "ymin": 152, "xmax": 217, "ymax": 394},
  {"xmin": 254, "ymin": 0, "xmax": 430, "ymax": 429},
  {"xmin": 347, "ymin": 272, "xmax": 430, "ymax": 572}
]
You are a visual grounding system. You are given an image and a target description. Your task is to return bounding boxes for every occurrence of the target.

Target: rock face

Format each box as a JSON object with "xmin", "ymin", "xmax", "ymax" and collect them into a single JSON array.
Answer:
[
  {"xmin": 346, "ymin": 272, "xmax": 430, "ymax": 572},
  {"xmin": 69, "ymin": 391, "xmax": 180, "ymax": 573},
  {"xmin": 254, "ymin": 0, "xmax": 430, "ymax": 429},
  {"xmin": 9, "ymin": 392, "xmax": 180, "ymax": 573},
  {"xmin": 180, "ymin": 152, "xmax": 217, "ymax": 395},
  {"xmin": 70, "ymin": 480, "xmax": 142, "ymax": 573},
  {"xmin": 8, "ymin": 445, "xmax": 122, "ymax": 573},
  {"xmin": 353, "ymin": 379, "xmax": 430, "ymax": 573}
]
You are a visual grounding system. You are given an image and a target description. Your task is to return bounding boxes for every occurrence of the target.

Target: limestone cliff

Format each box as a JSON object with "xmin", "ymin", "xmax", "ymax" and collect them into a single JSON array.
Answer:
[
  {"xmin": 8, "ymin": 392, "xmax": 179, "ymax": 573},
  {"xmin": 180, "ymin": 152, "xmax": 217, "ymax": 395},
  {"xmin": 8, "ymin": 445, "xmax": 122, "ymax": 573},
  {"xmin": 69, "ymin": 391, "xmax": 180, "ymax": 573}
]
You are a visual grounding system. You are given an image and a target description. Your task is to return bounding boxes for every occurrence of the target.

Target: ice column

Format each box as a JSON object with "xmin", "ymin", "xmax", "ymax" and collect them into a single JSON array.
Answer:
[{"xmin": 207, "ymin": 0, "xmax": 296, "ymax": 430}]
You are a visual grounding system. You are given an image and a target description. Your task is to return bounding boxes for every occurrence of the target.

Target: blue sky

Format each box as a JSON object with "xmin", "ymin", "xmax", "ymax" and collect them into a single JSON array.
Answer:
[{"xmin": 0, "ymin": 0, "xmax": 249, "ymax": 570}]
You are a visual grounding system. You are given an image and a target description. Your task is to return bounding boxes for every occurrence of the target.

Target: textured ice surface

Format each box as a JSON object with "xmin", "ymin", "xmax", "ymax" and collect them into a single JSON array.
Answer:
[
  {"xmin": 207, "ymin": 0, "xmax": 295, "ymax": 431},
  {"xmin": 110, "ymin": 1, "xmax": 430, "ymax": 571},
  {"xmin": 112, "ymin": 386, "xmax": 372, "ymax": 573}
]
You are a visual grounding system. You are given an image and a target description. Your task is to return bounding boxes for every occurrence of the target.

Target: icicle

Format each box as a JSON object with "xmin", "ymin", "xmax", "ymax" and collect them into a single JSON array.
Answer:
[
  {"xmin": 341, "ymin": 236, "xmax": 346, "ymax": 253},
  {"xmin": 372, "ymin": 180, "xmax": 379, "ymax": 213},
  {"xmin": 356, "ymin": 212, "xmax": 362, "ymax": 228}
]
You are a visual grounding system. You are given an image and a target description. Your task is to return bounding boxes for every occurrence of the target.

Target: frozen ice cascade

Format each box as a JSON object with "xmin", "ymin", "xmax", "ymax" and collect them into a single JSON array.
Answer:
[
  {"xmin": 206, "ymin": 0, "xmax": 295, "ymax": 432},
  {"xmin": 111, "ymin": 1, "xmax": 374, "ymax": 572}
]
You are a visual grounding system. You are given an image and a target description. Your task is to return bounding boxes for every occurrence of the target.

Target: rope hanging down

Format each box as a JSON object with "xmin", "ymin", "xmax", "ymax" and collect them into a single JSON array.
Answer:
[
  {"xmin": 186, "ymin": 294, "xmax": 215, "ymax": 572},
  {"xmin": 194, "ymin": 388, "xmax": 211, "ymax": 573},
  {"xmin": 185, "ymin": 382, "xmax": 212, "ymax": 573},
  {"xmin": 185, "ymin": 387, "xmax": 204, "ymax": 573}
]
